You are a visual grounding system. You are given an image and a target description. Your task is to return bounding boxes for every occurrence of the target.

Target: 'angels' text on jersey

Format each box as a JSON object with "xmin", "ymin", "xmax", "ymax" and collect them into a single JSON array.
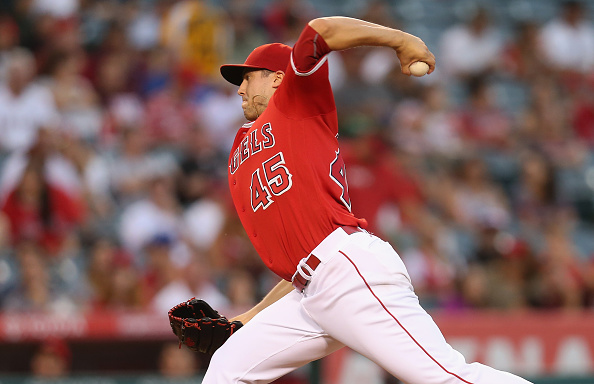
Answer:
[{"xmin": 229, "ymin": 122, "xmax": 276, "ymax": 174}]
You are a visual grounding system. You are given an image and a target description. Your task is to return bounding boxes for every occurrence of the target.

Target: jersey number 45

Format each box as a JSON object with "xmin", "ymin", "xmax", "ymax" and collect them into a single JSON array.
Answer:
[
  {"xmin": 251, "ymin": 152, "xmax": 293, "ymax": 212},
  {"xmin": 250, "ymin": 150, "xmax": 351, "ymax": 213}
]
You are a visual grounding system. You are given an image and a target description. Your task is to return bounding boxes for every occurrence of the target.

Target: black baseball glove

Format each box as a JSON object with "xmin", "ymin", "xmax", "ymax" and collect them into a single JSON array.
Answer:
[{"xmin": 168, "ymin": 298, "xmax": 243, "ymax": 355}]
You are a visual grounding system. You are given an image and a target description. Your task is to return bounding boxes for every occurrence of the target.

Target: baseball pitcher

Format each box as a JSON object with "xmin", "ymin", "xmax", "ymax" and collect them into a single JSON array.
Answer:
[{"xmin": 169, "ymin": 16, "xmax": 534, "ymax": 384}]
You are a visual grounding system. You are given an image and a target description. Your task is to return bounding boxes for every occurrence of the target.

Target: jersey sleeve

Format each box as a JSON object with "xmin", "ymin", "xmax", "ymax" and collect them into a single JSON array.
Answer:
[{"xmin": 274, "ymin": 24, "xmax": 335, "ymax": 119}]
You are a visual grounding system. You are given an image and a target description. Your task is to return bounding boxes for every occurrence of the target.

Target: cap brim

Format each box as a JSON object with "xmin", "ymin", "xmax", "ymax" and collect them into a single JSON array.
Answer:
[{"xmin": 220, "ymin": 64, "xmax": 263, "ymax": 86}]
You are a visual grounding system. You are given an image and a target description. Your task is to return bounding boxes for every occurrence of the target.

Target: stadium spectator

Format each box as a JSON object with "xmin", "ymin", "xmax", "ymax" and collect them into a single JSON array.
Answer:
[
  {"xmin": 108, "ymin": 124, "xmax": 177, "ymax": 206},
  {"xmin": 401, "ymin": 230, "xmax": 457, "ymax": 309},
  {"xmin": 100, "ymin": 92, "xmax": 145, "ymax": 149},
  {"xmin": 341, "ymin": 132, "xmax": 426, "ymax": 239},
  {"xmin": 501, "ymin": 21, "xmax": 551, "ymax": 82},
  {"xmin": 183, "ymin": 195, "xmax": 226, "ymax": 252},
  {"xmin": 88, "ymin": 18, "xmax": 140, "ymax": 105},
  {"xmin": 209, "ymin": 212, "xmax": 264, "ymax": 280},
  {"xmin": 142, "ymin": 234, "xmax": 193, "ymax": 314},
  {"xmin": 224, "ymin": 268, "xmax": 258, "ymax": 312},
  {"xmin": 59, "ymin": 135, "xmax": 114, "ymax": 230},
  {"xmin": 511, "ymin": 150, "xmax": 565, "ymax": 230},
  {"xmin": 518, "ymin": 77, "xmax": 570, "ymax": 157},
  {"xmin": 118, "ymin": 174, "xmax": 185, "ymax": 263},
  {"xmin": 390, "ymin": 85, "xmax": 463, "ymax": 158},
  {"xmin": 3, "ymin": 242, "xmax": 77, "ymax": 313},
  {"xmin": 455, "ymin": 76, "xmax": 513, "ymax": 150},
  {"xmin": 533, "ymin": 219, "xmax": 588, "ymax": 309},
  {"xmin": 125, "ymin": 0, "xmax": 163, "ymax": 52},
  {"xmin": 176, "ymin": 124, "xmax": 227, "ymax": 203},
  {"xmin": 439, "ymin": 6, "xmax": 503, "ymax": 80},
  {"xmin": 102, "ymin": 262, "xmax": 143, "ymax": 310},
  {"xmin": 196, "ymin": 82, "xmax": 245, "ymax": 152},
  {"xmin": 144, "ymin": 64, "xmax": 198, "ymax": 148},
  {"xmin": 539, "ymin": 1, "xmax": 594, "ymax": 76},
  {"xmin": 227, "ymin": 4, "xmax": 269, "ymax": 65},
  {"xmin": 0, "ymin": 47, "xmax": 58, "ymax": 154},
  {"xmin": 478, "ymin": 231, "xmax": 525, "ymax": 309},
  {"xmin": 183, "ymin": 254, "xmax": 229, "ymax": 312},
  {"xmin": 0, "ymin": 156, "xmax": 86, "ymax": 256},
  {"xmin": 92, "ymin": 50, "xmax": 135, "ymax": 105},
  {"xmin": 160, "ymin": 0, "xmax": 231, "ymax": 79},
  {"xmin": 45, "ymin": 50, "xmax": 102, "ymax": 142},
  {"xmin": 261, "ymin": 0, "xmax": 316, "ymax": 43},
  {"xmin": 158, "ymin": 341, "xmax": 199, "ymax": 378},
  {"xmin": 137, "ymin": 46, "xmax": 173, "ymax": 98},
  {"xmin": 30, "ymin": 338, "xmax": 71, "ymax": 378},
  {"xmin": 334, "ymin": 48, "xmax": 393, "ymax": 135},
  {"xmin": 86, "ymin": 237, "xmax": 142, "ymax": 310},
  {"xmin": 31, "ymin": 14, "xmax": 82, "ymax": 71},
  {"xmin": 441, "ymin": 156, "xmax": 511, "ymax": 231}
]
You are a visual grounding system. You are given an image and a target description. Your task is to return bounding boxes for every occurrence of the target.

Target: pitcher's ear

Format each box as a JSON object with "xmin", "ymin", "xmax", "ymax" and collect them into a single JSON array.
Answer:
[{"xmin": 272, "ymin": 71, "xmax": 285, "ymax": 88}]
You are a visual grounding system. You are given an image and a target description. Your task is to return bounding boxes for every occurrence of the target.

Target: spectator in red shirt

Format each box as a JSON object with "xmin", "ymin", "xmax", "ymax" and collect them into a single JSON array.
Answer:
[
  {"xmin": 31, "ymin": 338, "xmax": 72, "ymax": 378},
  {"xmin": 86, "ymin": 237, "xmax": 143, "ymax": 310},
  {"xmin": 533, "ymin": 220, "xmax": 587, "ymax": 309},
  {"xmin": 341, "ymin": 131, "xmax": 425, "ymax": 238},
  {"xmin": 500, "ymin": 21, "xmax": 550, "ymax": 82},
  {"xmin": 1, "ymin": 157, "xmax": 86, "ymax": 256},
  {"xmin": 456, "ymin": 76, "xmax": 512, "ymax": 150}
]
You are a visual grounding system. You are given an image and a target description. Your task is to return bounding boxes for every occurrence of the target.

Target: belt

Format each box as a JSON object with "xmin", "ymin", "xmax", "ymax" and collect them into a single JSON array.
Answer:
[{"xmin": 292, "ymin": 226, "xmax": 363, "ymax": 292}]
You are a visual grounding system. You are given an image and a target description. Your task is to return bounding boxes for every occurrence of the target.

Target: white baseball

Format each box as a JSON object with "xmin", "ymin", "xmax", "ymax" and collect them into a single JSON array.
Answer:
[{"xmin": 409, "ymin": 61, "xmax": 429, "ymax": 77}]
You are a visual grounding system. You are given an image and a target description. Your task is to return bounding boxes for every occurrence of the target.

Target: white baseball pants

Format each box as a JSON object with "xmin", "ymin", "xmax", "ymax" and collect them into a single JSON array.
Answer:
[{"xmin": 202, "ymin": 228, "xmax": 533, "ymax": 384}]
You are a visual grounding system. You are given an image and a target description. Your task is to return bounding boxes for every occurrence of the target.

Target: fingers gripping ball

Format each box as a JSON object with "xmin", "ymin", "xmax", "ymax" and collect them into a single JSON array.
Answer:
[
  {"xmin": 168, "ymin": 298, "xmax": 243, "ymax": 355},
  {"xmin": 409, "ymin": 61, "xmax": 429, "ymax": 77}
]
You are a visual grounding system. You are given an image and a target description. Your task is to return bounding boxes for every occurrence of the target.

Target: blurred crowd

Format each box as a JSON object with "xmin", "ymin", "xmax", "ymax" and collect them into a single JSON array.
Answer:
[
  {"xmin": 0, "ymin": 0, "xmax": 593, "ymax": 319},
  {"xmin": 28, "ymin": 338, "xmax": 200, "ymax": 379}
]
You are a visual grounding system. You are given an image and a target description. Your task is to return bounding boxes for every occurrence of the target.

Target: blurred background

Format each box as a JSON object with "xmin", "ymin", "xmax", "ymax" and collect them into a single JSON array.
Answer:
[{"xmin": 0, "ymin": 0, "xmax": 593, "ymax": 383}]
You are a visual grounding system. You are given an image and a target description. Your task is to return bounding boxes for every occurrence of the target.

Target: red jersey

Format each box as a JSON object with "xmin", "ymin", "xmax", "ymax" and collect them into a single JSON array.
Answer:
[
  {"xmin": 228, "ymin": 25, "xmax": 367, "ymax": 280},
  {"xmin": 1, "ymin": 185, "xmax": 86, "ymax": 255}
]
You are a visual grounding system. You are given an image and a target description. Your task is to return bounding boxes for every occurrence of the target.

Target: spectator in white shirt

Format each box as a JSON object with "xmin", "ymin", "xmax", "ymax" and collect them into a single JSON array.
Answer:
[
  {"xmin": 118, "ymin": 174, "xmax": 187, "ymax": 267},
  {"xmin": 539, "ymin": 1, "xmax": 594, "ymax": 74},
  {"xmin": 439, "ymin": 7, "xmax": 503, "ymax": 79},
  {"xmin": 0, "ymin": 48, "xmax": 59, "ymax": 154}
]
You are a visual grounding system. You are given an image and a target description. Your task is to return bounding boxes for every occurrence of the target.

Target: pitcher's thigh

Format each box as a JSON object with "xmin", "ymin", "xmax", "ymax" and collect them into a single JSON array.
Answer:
[{"xmin": 202, "ymin": 290, "xmax": 343, "ymax": 384}]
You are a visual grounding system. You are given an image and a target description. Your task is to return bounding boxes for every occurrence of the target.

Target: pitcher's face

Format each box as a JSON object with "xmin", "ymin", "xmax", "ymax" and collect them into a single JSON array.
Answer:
[{"xmin": 237, "ymin": 69, "xmax": 283, "ymax": 121}]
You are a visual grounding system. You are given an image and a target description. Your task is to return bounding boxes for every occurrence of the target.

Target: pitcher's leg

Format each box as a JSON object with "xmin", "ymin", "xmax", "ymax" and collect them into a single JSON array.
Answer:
[
  {"xmin": 203, "ymin": 289, "xmax": 343, "ymax": 384},
  {"xmin": 303, "ymin": 238, "xmax": 532, "ymax": 384},
  {"xmin": 336, "ymin": 282, "xmax": 532, "ymax": 384}
]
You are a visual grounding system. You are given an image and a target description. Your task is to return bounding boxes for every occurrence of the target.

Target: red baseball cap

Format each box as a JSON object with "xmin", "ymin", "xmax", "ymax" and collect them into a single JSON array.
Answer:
[{"xmin": 220, "ymin": 43, "xmax": 292, "ymax": 86}]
